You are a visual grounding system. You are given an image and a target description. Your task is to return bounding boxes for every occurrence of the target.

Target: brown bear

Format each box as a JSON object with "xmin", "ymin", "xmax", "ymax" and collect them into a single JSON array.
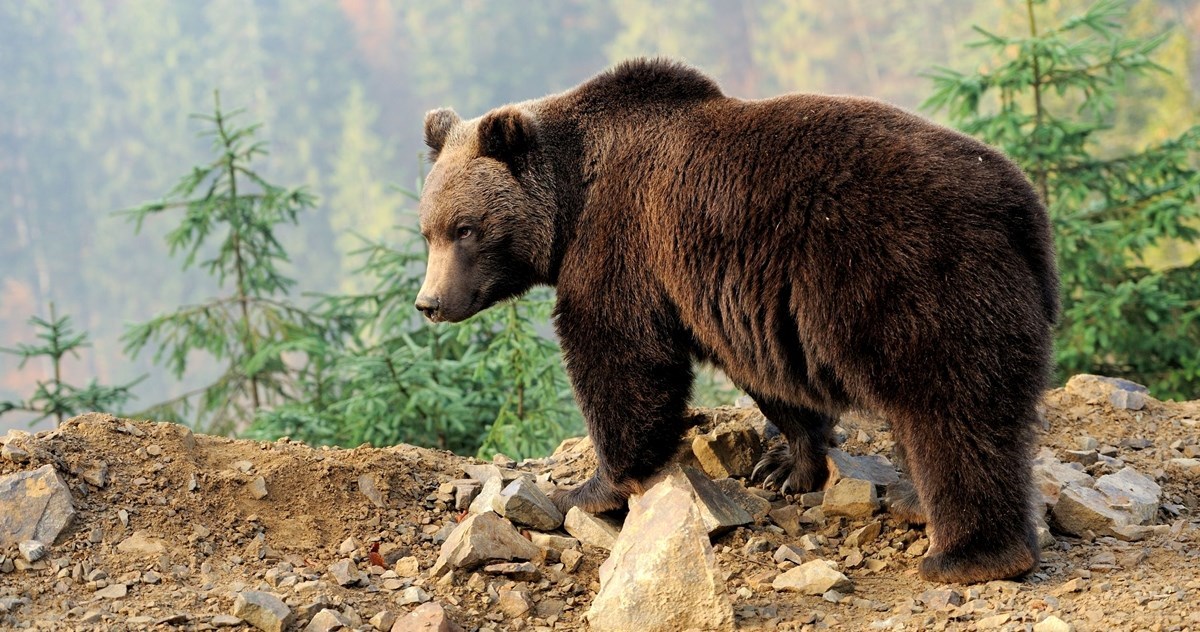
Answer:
[{"xmin": 414, "ymin": 58, "xmax": 1059, "ymax": 584}]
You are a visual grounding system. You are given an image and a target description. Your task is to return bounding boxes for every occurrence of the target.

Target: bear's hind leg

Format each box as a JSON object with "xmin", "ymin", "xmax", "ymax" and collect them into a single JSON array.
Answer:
[
  {"xmin": 750, "ymin": 397, "xmax": 835, "ymax": 495},
  {"xmin": 893, "ymin": 407, "xmax": 1039, "ymax": 584}
]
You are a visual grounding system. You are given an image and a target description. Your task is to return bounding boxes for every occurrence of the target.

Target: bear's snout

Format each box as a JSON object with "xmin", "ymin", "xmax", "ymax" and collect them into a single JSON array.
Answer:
[{"xmin": 415, "ymin": 295, "xmax": 441, "ymax": 321}]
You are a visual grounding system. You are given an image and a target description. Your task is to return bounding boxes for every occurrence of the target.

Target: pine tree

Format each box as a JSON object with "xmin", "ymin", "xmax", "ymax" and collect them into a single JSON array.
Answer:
[
  {"xmin": 0, "ymin": 304, "xmax": 140, "ymax": 426},
  {"xmin": 925, "ymin": 0, "xmax": 1200, "ymax": 398},
  {"xmin": 121, "ymin": 94, "xmax": 319, "ymax": 431}
]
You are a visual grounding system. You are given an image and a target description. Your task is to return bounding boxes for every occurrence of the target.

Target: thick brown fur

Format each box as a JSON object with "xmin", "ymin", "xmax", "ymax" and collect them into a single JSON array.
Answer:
[{"xmin": 415, "ymin": 58, "xmax": 1059, "ymax": 585}]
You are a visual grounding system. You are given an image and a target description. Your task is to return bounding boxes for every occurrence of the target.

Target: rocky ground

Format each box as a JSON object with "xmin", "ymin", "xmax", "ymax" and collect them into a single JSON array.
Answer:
[{"xmin": 1, "ymin": 374, "xmax": 1198, "ymax": 632}]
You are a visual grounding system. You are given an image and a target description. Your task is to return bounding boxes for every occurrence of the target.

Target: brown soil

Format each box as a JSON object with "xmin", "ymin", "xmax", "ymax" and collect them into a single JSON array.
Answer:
[{"xmin": 1, "ymin": 378, "xmax": 1199, "ymax": 631}]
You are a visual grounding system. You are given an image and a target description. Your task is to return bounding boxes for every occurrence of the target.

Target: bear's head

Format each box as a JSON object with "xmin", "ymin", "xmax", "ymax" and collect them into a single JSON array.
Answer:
[{"xmin": 414, "ymin": 106, "xmax": 556, "ymax": 323}]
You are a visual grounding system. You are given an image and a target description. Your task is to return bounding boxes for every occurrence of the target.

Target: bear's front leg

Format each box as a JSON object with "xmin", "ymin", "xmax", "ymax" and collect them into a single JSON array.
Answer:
[{"xmin": 549, "ymin": 299, "xmax": 694, "ymax": 515}]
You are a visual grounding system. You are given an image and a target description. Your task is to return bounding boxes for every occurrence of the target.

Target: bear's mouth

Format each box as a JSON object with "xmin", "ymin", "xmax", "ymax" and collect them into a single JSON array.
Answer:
[{"xmin": 439, "ymin": 290, "xmax": 484, "ymax": 323}]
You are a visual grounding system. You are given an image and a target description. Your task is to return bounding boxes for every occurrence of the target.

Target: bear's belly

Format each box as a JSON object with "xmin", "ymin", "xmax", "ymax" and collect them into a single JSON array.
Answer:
[{"xmin": 690, "ymin": 327, "xmax": 852, "ymax": 414}]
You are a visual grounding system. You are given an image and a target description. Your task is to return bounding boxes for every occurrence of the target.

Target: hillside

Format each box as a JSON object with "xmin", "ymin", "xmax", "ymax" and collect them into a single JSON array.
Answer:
[{"xmin": 1, "ymin": 375, "xmax": 1198, "ymax": 631}]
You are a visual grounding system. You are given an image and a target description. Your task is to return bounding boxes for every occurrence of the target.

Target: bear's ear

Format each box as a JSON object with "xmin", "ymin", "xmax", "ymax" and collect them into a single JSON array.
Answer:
[
  {"xmin": 424, "ymin": 108, "xmax": 461, "ymax": 161},
  {"xmin": 478, "ymin": 107, "xmax": 536, "ymax": 165}
]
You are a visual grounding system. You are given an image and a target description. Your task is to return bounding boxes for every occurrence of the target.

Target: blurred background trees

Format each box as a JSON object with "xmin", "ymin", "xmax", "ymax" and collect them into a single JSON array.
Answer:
[{"xmin": 2, "ymin": 1, "xmax": 1199, "ymax": 452}]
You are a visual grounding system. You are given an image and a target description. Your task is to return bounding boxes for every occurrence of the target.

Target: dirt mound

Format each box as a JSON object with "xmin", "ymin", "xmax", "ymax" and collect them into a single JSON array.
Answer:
[{"xmin": 1, "ymin": 377, "xmax": 1199, "ymax": 631}]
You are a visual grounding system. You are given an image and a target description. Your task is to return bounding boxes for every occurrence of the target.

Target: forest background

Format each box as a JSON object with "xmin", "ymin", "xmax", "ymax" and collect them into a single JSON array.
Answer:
[{"xmin": 2, "ymin": 1, "xmax": 1199, "ymax": 456}]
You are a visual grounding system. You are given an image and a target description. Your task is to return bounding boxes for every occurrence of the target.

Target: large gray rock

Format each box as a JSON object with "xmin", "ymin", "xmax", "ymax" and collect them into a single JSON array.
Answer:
[
  {"xmin": 691, "ymin": 423, "xmax": 761, "ymax": 478},
  {"xmin": 772, "ymin": 559, "xmax": 853, "ymax": 595},
  {"xmin": 0, "ymin": 465, "xmax": 76, "ymax": 548},
  {"xmin": 653, "ymin": 465, "xmax": 752, "ymax": 537},
  {"xmin": 563, "ymin": 507, "xmax": 621, "ymax": 551},
  {"xmin": 232, "ymin": 591, "xmax": 293, "ymax": 632},
  {"xmin": 1094, "ymin": 467, "xmax": 1160, "ymax": 525},
  {"xmin": 492, "ymin": 478, "xmax": 563, "ymax": 531},
  {"xmin": 433, "ymin": 512, "xmax": 541, "ymax": 574},
  {"xmin": 825, "ymin": 449, "xmax": 899, "ymax": 489},
  {"xmin": 586, "ymin": 479, "xmax": 734, "ymax": 632}
]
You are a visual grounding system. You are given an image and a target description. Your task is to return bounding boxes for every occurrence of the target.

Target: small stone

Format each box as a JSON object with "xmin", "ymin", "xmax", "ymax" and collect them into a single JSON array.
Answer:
[
  {"xmin": 496, "ymin": 589, "xmax": 534, "ymax": 618},
  {"xmin": 1167, "ymin": 458, "xmax": 1200, "ymax": 480},
  {"xmin": 800, "ymin": 491, "xmax": 825, "ymax": 507},
  {"xmin": 95, "ymin": 583, "xmax": 128, "ymax": 599},
  {"xmin": 369, "ymin": 611, "xmax": 397, "ymax": 632},
  {"xmin": 1095, "ymin": 467, "xmax": 1160, "ymax": 525},
  {"xmin": 772, "ymin": 559, "xmax": 852, "ymax": 595},
  {"xmin": 773, "ymin": 544, "xmax": 807, "ymax": 565},
  {"xmin": 435, "ymin": 511, "xmax": 541, "ymax": 573},
  {"xmin": 304, "ymin": 609, "xmax": 350, "ymax": 632},
  {"xmin": 146, "ymin": 444, "xmax": 163, "ymax": 456},
  {"xmin": 919, "ymin": 589, "xmax": 963, "ymax": 610},
  {"xmin": 691, "ymin": 423, "xmax": 762, "ymax": 478},
  {"xmin": 1034, "ymin": 615, "xmax": 1075, "ymax": 632},
  {"xmin": 452, "ymin": 480, "xmax": 482, "ymax": 511},
  {"xmin": 328, "ymin": 559, "xmax": 363, "ymax": 587},
  {"xmin": 79, "ymin": 461, "xmax": 109, "ymax": 488},
  {"xmin": 232, "ymin": 591, "xmax": 293, "ymax": 632},
  {"xmin": 977, "ymin": 613, "xmax": 1011, "ymax": 629},
  {"xmin": 825, "ymin": 449, "xmax": 899, "ymax": 488},
  {"xmin": 231, "ymin": 460, "xmax": 254, "ymax": 473},
  {"xmin": 746, "ymin": 569, "xmax": 778, "ymax": 590},
  {"xmin": 248, "ymin": 476, "xmax": 268, "ymax": 500},
  {"xmin": 586, "ymin": 480, "xmax": 734, "ymax": 632},
  {"xmin": 395, "ymin": 586, "xmax": 430, "ymax": 606},
  {"xmin": 560, "ymin": 547, "xmax": 583, "ymax": 573},
  {"xmin": 467, "ymin": 477, "xmax": 504, "ymax": 515},
  {"xmin": 339, "ymin": 536, "xmax": 360, "ymax": 555},
  {"xmin": 211, "ymin": 614, "xmax": 243, "ymax": 627},
  {"xmin": 1032, "ymin": 448, "xmax": 1095, "ymax": 507},
  {"xmin": 905, "ymin": 539, "xmax": 928, "ymax": 557},
  {"xmin": 358, "ymin": 474, "xmax": 386, "ymax": 508},
  {"xmin": 17, "ymin": 540, "xmax": 46, "ymax": 562},
  {"xmin": 1078, "ymin": 436, "xmax": 1099, "ymax": 451},
  {"xmin": 492, "ymin": 478, "xmax": 563, "ymax": 530},
  {"xmin": 393, "ymin": 556, "xmax": 420, "ymax": 577},
  {"xmin": 0, "ymin": 464, "xmax": 76, "ymax": 548},
  {"xmin": 822, "ymin": 478, "xmax": 878, "ymax": 519},
  {"xmin": 768, "ymin": 505, "xmax": 803, "ymax": 536},
  {"xmin": 117, "ymin": 531, "xmax": 168, "ymax": 556},
  {"xmin": 844, "ymin": 521, "xmax": 881, "ymax": 547},
  {"xmin": 389, "ymin": 602, "xmax": 462, "ymax": 632},
  {"xmin": 0, "ymin": 443, "xmax": 28, "ymax": 463},
  {"xmin": 1053, "ymin": 484, "xmax": 1126, "ymax": 536},
  {"xmin": 483, "ymin": 561, "xmax": 540, "ymax": 581},
  {"xmin": 742, "ymin": 536, "xmax": 772, "ymax": 555},
  {"xmin": 528, "ymin": 532, "xmax": 580, "ymax": 553},
  {"xmin": 563, "ymin": 507, "xmax": 621, "ymax": 551},
  {"xmin": 142, "ymin": 570, "xmax": 162, "ymax": 584},
  {"xmin": 1061, "ymin": 450, "xmax": 1098, "ymax": 466}
]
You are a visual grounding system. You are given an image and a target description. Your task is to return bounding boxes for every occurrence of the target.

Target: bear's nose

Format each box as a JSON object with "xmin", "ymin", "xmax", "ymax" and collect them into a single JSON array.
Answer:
[{"xmin": 415, "ymin": 295, "xmax": 440, "ymax": 320}]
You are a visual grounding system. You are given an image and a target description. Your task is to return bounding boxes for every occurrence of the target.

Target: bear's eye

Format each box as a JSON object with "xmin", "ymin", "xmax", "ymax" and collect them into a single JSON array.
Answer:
[{"xmin": 456, "ymin": 226, "xmax": 473, "ymax": 240}]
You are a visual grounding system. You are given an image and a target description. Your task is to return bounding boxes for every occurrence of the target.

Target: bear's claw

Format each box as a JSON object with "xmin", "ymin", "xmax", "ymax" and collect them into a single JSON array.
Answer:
[{"xmin": 751, "ymin": 442, "xmax": 826, "ymax": 496}]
